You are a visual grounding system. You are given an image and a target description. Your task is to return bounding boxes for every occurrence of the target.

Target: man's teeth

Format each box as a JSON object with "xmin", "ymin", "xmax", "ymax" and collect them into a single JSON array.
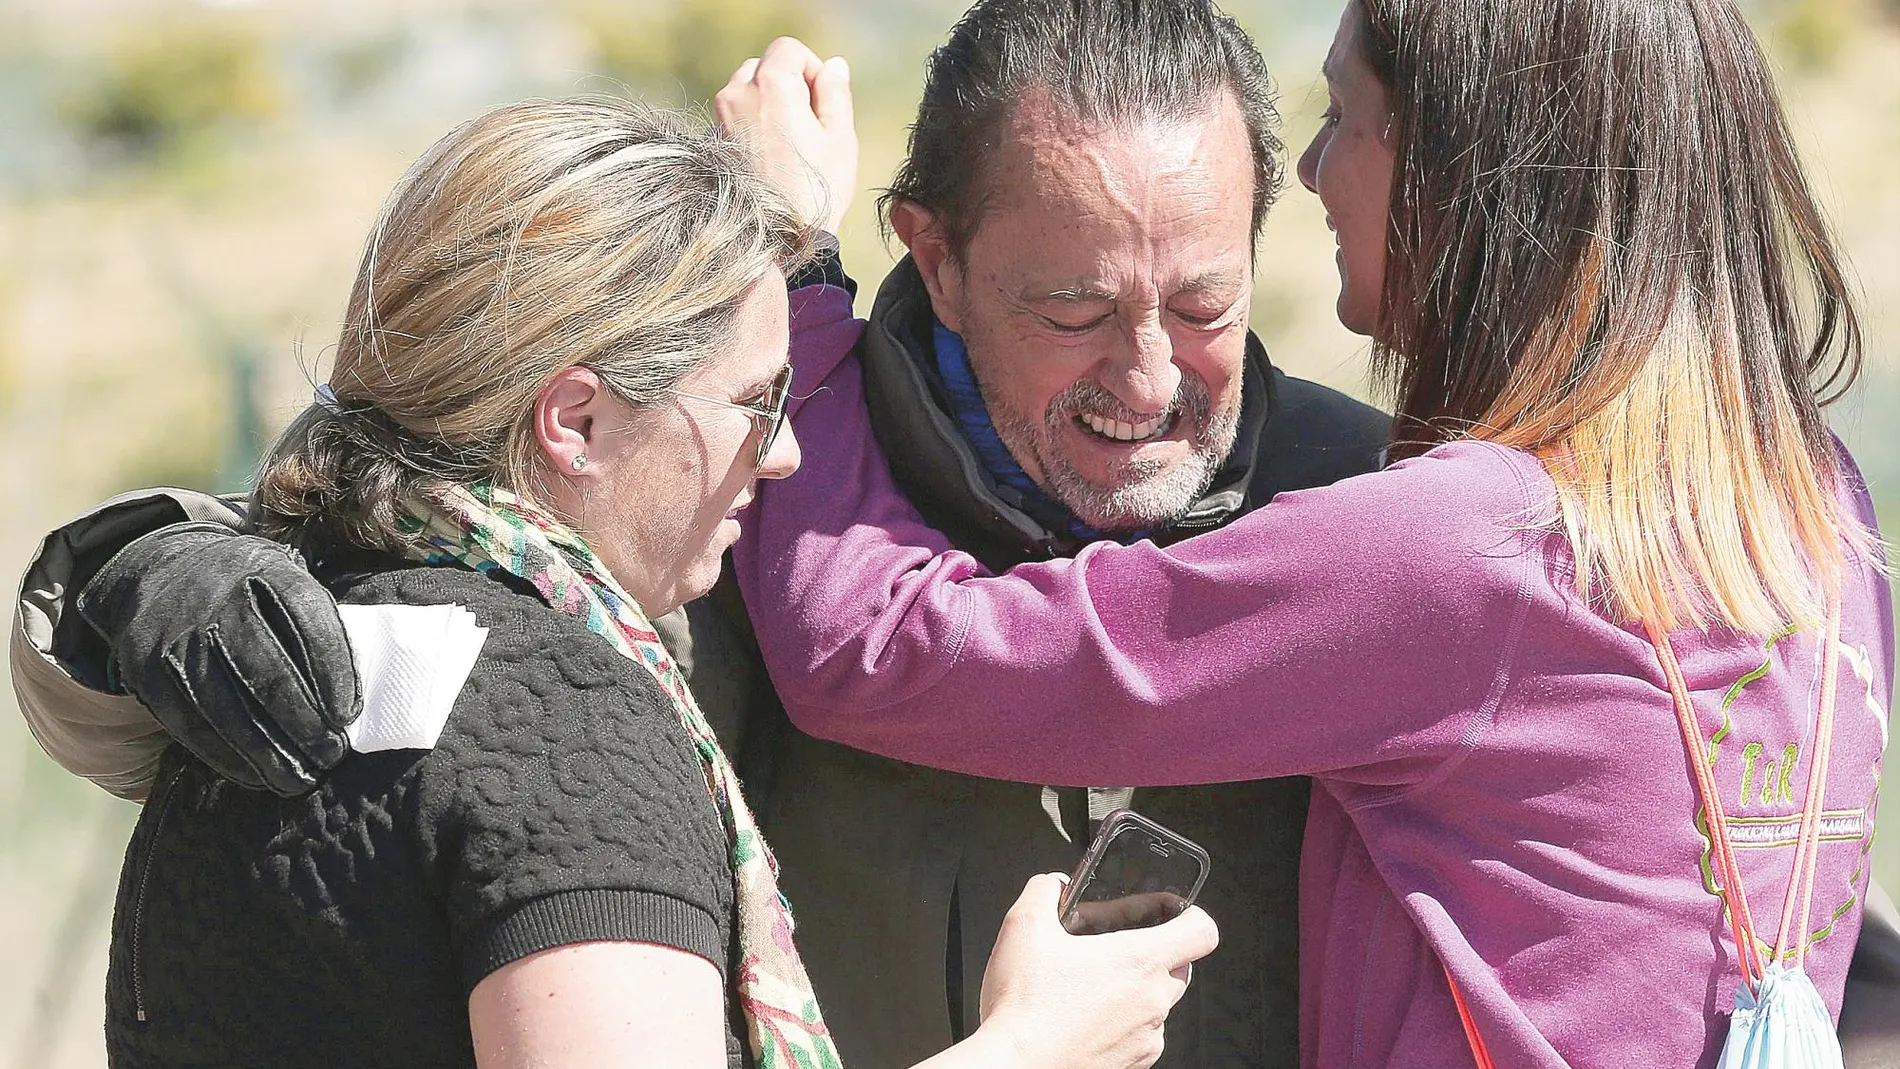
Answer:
[{"xmin": 1080, "ymin": 412, "xmax": 1170, "ymax": 443}]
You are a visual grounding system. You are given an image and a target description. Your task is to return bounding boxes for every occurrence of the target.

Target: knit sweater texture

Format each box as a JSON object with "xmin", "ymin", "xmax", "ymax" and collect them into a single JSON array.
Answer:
[{"xmin": 103, "ymin": 560, "xmax": 745, "ymax": 1069}]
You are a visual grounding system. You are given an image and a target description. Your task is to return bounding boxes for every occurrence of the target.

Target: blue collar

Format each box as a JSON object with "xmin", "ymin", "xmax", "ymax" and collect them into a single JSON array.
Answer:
[{"xmin": 932, "ymin": 321, "xmax": 1124, "ymax": 544}]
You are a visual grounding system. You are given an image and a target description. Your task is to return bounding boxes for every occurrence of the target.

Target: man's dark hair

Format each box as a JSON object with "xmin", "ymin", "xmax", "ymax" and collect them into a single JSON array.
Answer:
[{"xmin": 881, "ymin": 0, "xmax": 1284, "ymax": 259}]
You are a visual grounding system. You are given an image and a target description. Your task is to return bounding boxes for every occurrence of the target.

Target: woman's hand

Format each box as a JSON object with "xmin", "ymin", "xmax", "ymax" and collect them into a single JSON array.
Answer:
[
  {"xmin": 971, "ymin": 873, "xmax": 1220, "ymax": 1069},
  {"xmin": 714, "ymin": 37, "xmax": 858, "ymax": 234}
]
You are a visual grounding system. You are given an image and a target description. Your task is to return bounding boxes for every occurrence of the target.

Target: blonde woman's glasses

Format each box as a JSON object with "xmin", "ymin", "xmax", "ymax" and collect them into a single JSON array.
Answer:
[{"xmin": 674, "ymin": 362, "xmax": 794, "ymax": 470}]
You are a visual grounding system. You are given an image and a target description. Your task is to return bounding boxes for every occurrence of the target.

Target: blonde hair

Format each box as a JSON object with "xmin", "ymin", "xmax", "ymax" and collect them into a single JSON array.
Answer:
[
  {"xmin": 256, "ymin": 97, "xmax": 814, "ymax": 552},
  {"xmin": 1486, "ymin": 284, "xmax": 1872, "ymax": 635},
  {"xmin": 1361, "ymin": 0, "xmax": 1881, "ymax": 635}
]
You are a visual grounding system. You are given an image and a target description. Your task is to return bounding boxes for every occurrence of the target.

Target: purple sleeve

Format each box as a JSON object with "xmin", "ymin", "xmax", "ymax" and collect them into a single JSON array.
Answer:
[{"xmin": 734, "ymin": 315, "xmax": 1543, "ymax": 787}]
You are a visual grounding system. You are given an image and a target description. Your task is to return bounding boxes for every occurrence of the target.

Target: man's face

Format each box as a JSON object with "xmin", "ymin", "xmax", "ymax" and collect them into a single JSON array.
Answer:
[{"xmin": 918, "ymin": 89, "xmax": 1256, "ymax": 534}]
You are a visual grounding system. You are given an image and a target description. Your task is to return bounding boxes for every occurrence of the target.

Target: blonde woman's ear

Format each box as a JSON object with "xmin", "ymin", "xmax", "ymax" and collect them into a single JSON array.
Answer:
[{"xmin": 533, "ymin": 366, "xmax": 609, "ymax": 481}]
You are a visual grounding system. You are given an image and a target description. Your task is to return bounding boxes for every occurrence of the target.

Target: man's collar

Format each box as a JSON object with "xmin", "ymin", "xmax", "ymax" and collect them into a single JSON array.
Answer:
[
  {"xmin": 857, "ymin": 256, "xmax": 1274, "ymax": 562},
  {"xmin": 930, "ymin": 320, "xmax": 1127, "ymax": 544}
]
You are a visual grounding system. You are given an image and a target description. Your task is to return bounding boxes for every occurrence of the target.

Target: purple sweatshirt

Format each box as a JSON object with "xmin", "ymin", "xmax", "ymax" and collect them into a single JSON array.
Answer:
[{"xmin": 739, "ymin": 285, "xmax": 1896, "ymax": 1067}]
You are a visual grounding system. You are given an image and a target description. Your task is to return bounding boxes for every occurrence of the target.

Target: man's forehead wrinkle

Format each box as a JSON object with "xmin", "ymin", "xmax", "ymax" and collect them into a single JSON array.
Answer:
[
  {"xmin": 969, "ymin": 84, "xmax": 1256, "ymax": 303},
  {"xmin": 1001, "ymin": 103, "xmax": 1148, "ymax": 220},
  {"xmin": 996, "ymin": 114, "xmax": 1222, "ymax": 243},
  {"xmin": 1032, "ymin": 69, "xmax": 1233, "ymax": 137},
  {"xmin": 1002, "ymin": 88, "xmax": 1225, "ymax": 174}
]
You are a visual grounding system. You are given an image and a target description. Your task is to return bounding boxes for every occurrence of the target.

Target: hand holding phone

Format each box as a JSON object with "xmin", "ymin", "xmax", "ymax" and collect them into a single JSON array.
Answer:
[
  {"xmin": 976, "ymin": 872, "xmax": 1220, "ymax": 1069},
  {"xmin": 1058, "ymin": 809, "xmax": 1211, "ymax": 936}
]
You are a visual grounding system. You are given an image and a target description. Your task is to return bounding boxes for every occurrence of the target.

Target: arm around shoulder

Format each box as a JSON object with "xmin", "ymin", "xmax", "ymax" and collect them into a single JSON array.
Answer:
[
  {"xmin": 740, "ymin": 354, "xmax": 1543, "ymax": 787},
  {"xmin": 13, "ymin": 488, "xmax": 252, "ymax": 800}
]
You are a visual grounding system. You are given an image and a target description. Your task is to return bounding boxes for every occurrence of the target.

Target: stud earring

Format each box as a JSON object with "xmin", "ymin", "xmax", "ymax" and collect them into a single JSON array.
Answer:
[{"xmin": 571, "ymin": 454, "xmax": 589, "ymax": 471}]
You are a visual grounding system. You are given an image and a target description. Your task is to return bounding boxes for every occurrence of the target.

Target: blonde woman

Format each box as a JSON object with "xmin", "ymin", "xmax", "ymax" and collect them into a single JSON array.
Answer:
[
  {"xmin": 722, "ymin": 1, "xmax": 1896, "ymax": 1066},
  {"xmin": 67, "ymin": 98, "xmax": 1212, "ymax": 1069}
]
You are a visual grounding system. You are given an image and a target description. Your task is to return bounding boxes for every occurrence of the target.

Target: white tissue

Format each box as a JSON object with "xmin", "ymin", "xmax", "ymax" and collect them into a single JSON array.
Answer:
[{"xmin": 338, "ymin": 603, "xmax": 488, "ymax": 753}]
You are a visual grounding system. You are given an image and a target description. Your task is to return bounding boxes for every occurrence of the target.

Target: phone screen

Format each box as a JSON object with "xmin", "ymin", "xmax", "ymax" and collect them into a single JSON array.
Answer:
[{"xmin": 1060, "ymin": 813, "xmax": 1208, "ymax": 936}]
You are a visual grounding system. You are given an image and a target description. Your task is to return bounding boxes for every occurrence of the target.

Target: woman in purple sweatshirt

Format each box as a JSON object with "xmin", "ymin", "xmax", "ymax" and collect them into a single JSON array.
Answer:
[{"xmin": 729, "ymin": 0, "xmax": 1895, "ymax": 1066}]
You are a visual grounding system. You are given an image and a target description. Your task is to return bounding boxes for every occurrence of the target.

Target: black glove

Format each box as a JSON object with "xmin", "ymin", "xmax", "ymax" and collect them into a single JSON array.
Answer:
[{"xmin": 75, "ymin": 521, "xmax": 361, "ymax": 796}]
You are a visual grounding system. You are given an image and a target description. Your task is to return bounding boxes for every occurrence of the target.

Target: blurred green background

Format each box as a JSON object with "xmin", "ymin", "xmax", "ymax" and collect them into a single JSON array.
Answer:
[{"xmin": 0, "ymin": 1, "xmax": 1893, "ymax": 1064}]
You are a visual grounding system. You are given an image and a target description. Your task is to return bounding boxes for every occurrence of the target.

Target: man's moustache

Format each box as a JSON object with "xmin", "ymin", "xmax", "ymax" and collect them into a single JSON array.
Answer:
[{"xmin": 1046, "ymin": 378, "xmax": 1213, "ymax": 427}]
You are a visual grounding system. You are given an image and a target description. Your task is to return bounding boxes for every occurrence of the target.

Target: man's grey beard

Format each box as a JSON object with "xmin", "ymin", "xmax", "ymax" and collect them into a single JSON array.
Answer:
[{"xmin": 982, "ymin": 374, "xmax": 1242, "ymax": 534}]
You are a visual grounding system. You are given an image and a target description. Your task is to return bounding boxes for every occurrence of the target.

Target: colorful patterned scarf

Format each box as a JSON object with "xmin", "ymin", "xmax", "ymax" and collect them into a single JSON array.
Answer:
[{"xmin": 397, "ymin": 482, "xmax": 840, "ymax": 1069}]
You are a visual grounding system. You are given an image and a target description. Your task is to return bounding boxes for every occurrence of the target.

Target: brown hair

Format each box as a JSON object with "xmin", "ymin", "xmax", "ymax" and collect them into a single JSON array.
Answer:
[
  {"xmin": 1357, "ymin": 0, "xmax": 1874, "ymax": 633},
  {"xmin": 255, "ymin": 97, "xmax": 814, "ymax": 553}
]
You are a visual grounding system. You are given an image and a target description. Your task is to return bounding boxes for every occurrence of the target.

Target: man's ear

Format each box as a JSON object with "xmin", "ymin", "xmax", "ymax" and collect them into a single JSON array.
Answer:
[{"xmin": 890, "ymin": 200, "xmax": 966, "ymax": 333}]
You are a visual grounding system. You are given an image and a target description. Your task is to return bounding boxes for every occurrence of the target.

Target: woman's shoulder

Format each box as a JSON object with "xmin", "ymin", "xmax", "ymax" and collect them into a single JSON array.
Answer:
[
  {"xmin": 1394, "ymin": 438, "xmax": 1553, "ymax": 501},
  {"xmin": 325, "ymin": 561, "xmax": 691, "ymax": 761},
  {"xmin": 309, "ymin": 559, "xmax": 699, "ymax": 826},
  {"xmin": 323, "ymin": 562, "xmax": 736, "ymax": 976},
  {"xmin": 1834, "ymin": 436, "xmax": 1888, "ymax": 538},
  {"xmin": 329, "ymin": 561, "xmax": 673, "ymax": 704},
  {"xmin": 1259, "ymin": 438, "xmax": 1560, "ymax": 586},
  {"xmin": 331, "ymin": 558, "xmax": 610, "ymax": 646}
]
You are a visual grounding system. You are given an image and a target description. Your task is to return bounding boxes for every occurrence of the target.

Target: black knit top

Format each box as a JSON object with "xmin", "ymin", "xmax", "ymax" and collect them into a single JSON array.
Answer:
[{"xmin": 103, "ymin": 560, "xmax": 746, "ymax": 1068}]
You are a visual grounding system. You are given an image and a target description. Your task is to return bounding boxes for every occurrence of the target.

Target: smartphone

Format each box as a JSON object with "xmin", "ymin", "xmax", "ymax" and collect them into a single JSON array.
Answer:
[{"xmin": 1058, "ymin": 809, "xmax": 1211, "ymax": 936}]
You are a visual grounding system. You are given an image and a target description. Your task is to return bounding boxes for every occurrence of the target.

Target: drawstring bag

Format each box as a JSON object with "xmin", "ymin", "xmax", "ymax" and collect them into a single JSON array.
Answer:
[
  {"xmin": 1718, "ymin": 964, "xmax": 1842, "ymax": 1069},
  {"xmin": 1451, "ymin": 595, "xmax": 1847, "ymax": 1068}
]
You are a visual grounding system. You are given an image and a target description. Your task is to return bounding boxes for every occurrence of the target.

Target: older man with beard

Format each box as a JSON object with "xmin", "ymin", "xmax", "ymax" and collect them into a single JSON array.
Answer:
[
  {"xmin": 714, "ymin": 7, "xmax": 1386, "ymax": 1066},
  {"xmin": 18, "ymin": 2, "xmax": 1900, "ymax": 1068}
]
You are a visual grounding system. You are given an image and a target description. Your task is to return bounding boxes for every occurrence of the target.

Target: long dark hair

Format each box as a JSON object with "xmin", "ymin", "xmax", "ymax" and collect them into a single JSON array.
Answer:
[{"xmin": 1358, "ymin": 0, "xmax": 1870, "ymax": 632}]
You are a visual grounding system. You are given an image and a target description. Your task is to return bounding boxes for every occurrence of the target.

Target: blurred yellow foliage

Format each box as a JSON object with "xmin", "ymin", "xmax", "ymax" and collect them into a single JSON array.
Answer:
[
  {"xmin": 60, "ymin": 17, "xmax": 282, "ymax": 161},
  {"xmin": 1773, "ymin": 0, "xmax": 1859, "ymax": 71},
  {"xmin": 0, "ymin": 262, "xmax": 13, "ymax": 408},
  {"xmin": 565, "ymin": 0, "xmax": 822, "ymax": 106}
]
